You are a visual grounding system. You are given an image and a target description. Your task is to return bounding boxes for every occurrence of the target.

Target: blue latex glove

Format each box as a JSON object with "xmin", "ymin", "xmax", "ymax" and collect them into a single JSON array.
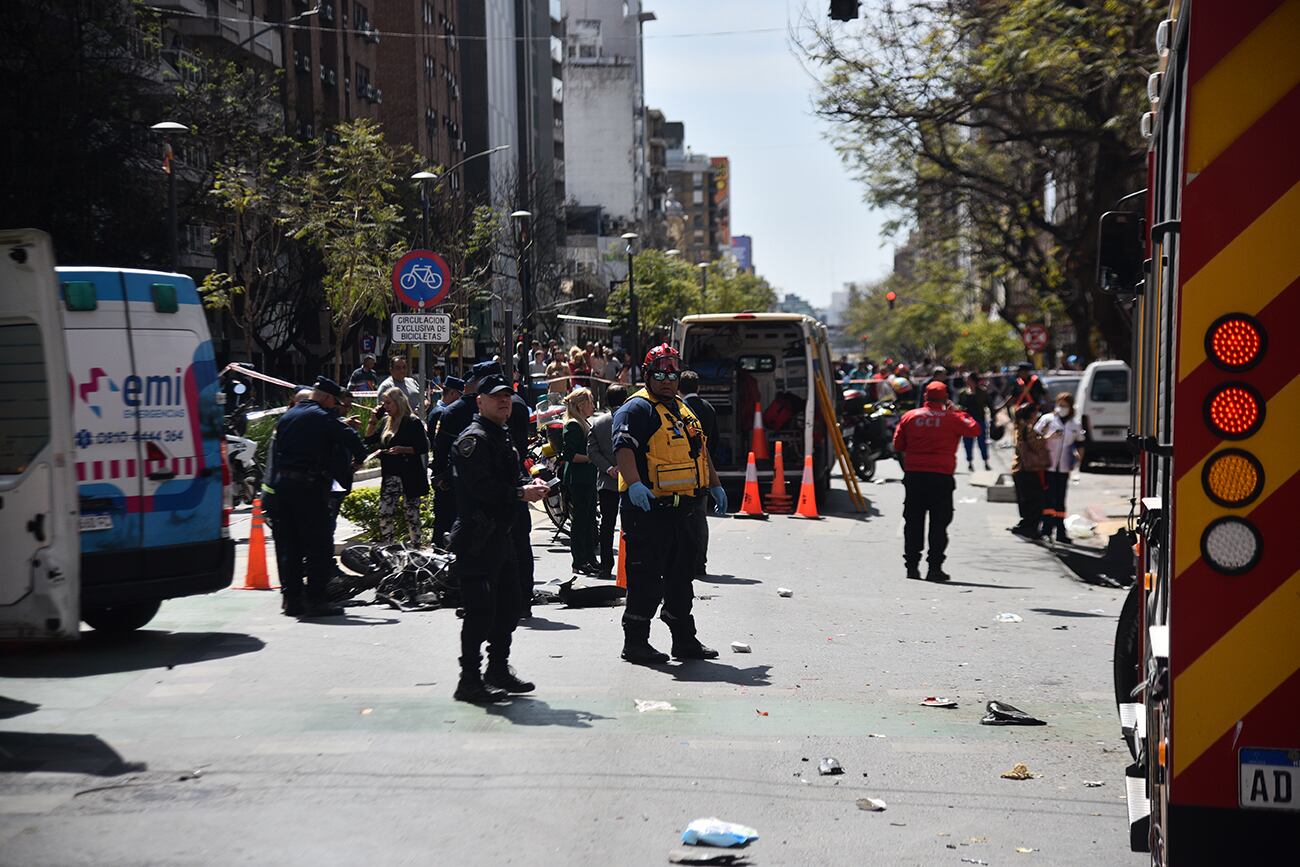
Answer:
[
  {"xmin": 627, "ymin": 481, "xmax": 653, "ymax": 512},
  {"xmin": 708, "ymin": 485, "xmax": 728, "ymax": 516}
]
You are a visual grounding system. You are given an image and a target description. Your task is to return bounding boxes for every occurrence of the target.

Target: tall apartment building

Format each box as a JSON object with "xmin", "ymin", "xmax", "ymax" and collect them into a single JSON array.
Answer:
[
  {"xmin": 561, "ymin": 0, "xmax": 652, "ymax": 233},
  {"xmin": 666, "ymin": 148, "xmax": 716, "ymax": 264},
  {"xmin": 279, "ymin": 0, "xmax": 382, "ymax": 140},
  {"xmin": 515, "ymin": 0, "xmax": 566, "ymax": 215},
  {"xmin": 374, "ymin": 0, "xmax": 465, "ymax": 185}
]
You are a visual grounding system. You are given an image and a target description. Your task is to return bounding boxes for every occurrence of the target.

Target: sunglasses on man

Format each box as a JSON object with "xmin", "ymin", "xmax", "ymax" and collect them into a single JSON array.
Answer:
[{"xmin": 648, "ymin": 369, "xmax": 680, "ymax": 381}]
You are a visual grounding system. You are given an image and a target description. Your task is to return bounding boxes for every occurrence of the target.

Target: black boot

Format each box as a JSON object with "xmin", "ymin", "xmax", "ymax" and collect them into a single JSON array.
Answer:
[
  {"xmin": 671, "ymin": 637, "xmax": 719, "ymax": 660},
  {"xmin": 665, "ymin": 614, "xmax": 718, "ymax": 660},
  {"xmin": 485, "ymin": 661, "xmax": 535, "ymax": 693},
  {"xmin": 905, "ymin": 563, "xmax": 923, "ymax": 580},
  {"xmin": 299, "ymin": 599, "xmax": 344, "ymax": 618},
  {"xmin": 621, "ymin": 621, "xmax": 669, "ymax": 664},
  {"xmin": 453, "ymin": 658, "xmax": 508, "ymax": 704},
  {"xmin": 281, "ymin": 592, "xmax": 304, "ymax": 617},
  {"xmin": 926, "ymin": 567, "xmax": 951, "ymax": 582}
]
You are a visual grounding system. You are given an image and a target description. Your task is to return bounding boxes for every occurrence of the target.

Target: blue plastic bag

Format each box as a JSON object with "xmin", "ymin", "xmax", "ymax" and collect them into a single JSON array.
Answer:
[{"xmin": 681, "ymin": 817, "xmax": 759, "ymax": 847}]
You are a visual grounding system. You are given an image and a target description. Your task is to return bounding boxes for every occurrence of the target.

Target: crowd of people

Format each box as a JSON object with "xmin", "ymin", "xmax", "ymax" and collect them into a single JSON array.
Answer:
[
  {"xmin": 261, "ymin": 342, "xmax": 725, "ymax": 703},
  {"xmin": 258, "ymin": 344, "xmax": 1082, "ymax": 699}
]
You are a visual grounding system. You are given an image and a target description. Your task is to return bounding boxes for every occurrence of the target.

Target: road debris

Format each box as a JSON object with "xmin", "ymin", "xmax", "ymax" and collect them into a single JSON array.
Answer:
[
  {"xmin": 1052, "ymin": 625, "xmax": 1070, "ymax": 630},
  {"xmin": 360, "ymin": 708, "xmax": 373, "ymax": 716},
  {"xmin": 1083, "ymin": 780, "xmax": 1106, "ymax": 787},
  {"xmin": 867, "ymin": 733, "xmax": 888, "ymax": 738},
  {"xmin": 960, "ymin": 859, "xmax": 989, "ymax": 865},
  {"xmin": 920, "ymin": 696, "xmax": 958, "ymax": 708},
  {"xmin": 1015, "ymin": 848, "xmax": 1037, "ymax": 854},
  {"xmin": 855, "ymin": 797, "xmax": 887, "ymax": 811},
  {"xmin": 755, "ymin": 709, "xmax": 769, "ymax": 716},
  {"xmin": 818, "ymin": 757, "xmax": 844, "ymax": 775},
  {"xmin": 730, "ymin": 641, "xmax": 752, "ymax": 653},
  {"xmin": 777, "ymin": 587, "xmax": 794, "ymax": 597},
  {"xmin": 980, "ymin": 700, "xmax": 1047, "ymax": 726},
  {"xmin": 668, "ymin": 849, "xmax": 751, "ymax": 865},
  {"xmin": 995, "ymin": 612, "xmax": 1024, "ymax": 623},
  {"xmin": 1001, "ymin": 762, "xmax": 1040, "ymax": 780},
  {"xmin": 681, "ymin": 817, "xmax": 759, "ymax": 848},
  {"xmin": 634, "ymin": 699, "xmax": 677, "ymax": 713}
]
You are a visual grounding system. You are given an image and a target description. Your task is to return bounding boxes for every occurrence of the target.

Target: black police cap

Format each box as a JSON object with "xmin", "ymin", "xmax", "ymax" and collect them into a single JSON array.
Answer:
[
  {"xmin": 314, "ymin": 376, "xmax": 343, "ymax": 398},
  {"xmin": 470, "ymin": 360, "xmax": 503, "ymax": 381},
  {"xmin": 476, "ymin": 374, "xmax": 513, "ymax": 396},
  {"xmin": 444, "ymin": 375, "xmax": 466, "ymax": 392}
]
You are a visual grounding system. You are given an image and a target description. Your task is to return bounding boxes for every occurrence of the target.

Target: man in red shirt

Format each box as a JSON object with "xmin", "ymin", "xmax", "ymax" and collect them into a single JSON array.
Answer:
[{"xmin": 892, "ymin": 382, "xmax": 980, "ymax": 581}]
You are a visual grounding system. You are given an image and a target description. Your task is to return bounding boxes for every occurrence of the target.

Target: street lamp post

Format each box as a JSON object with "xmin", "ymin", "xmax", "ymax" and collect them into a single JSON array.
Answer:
[
  {"xmin": 621, "ymin": 232, "xmax": 639, "ymax": 378},
  {"xmin": 698, "ymin": 261, "xmax": 709, "ymax": 308},
  {"xmin": 510, "ymin": 209, "xmax": 533, "ymax": 391},
  {"xmin": 150, "ymin": 121, "xmax": 189, "ymax": 272}
]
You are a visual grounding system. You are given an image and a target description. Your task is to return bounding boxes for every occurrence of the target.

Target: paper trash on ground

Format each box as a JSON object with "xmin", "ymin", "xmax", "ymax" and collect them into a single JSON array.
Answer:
[
  {"xmin": 634, "ymin": 699, "xmax": 677, "ymax": 713},
  {"xmin": 681, "ymin": 817, "xmax": 759, "ymax": 848}
]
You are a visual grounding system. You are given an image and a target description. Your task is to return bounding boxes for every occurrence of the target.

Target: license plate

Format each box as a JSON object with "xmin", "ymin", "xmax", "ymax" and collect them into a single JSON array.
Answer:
[
  {"xmin": 1095, "ymin": 426, "xmax": 1126, "ymax": 440},
  {"xmin": 79, "ymin": 514, "xmax": 113, "ymax": 532},
  {"xmin": 1240, "ymin": 747, "xmax": 1300, "ymax": 810}
]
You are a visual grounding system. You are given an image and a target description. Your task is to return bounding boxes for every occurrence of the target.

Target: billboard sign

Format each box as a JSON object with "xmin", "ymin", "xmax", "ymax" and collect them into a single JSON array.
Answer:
[
  {"xmin": 711, "ymin": 156, "xmax": 731, "ymax": 247},
  {"xmin": 731, "ymin": 235, "xmax": 753, "ymax": 272}
]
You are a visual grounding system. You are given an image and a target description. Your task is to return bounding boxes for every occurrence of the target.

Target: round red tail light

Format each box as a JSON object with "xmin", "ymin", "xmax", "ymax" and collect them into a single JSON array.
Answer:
[
  {"xmin": 1204, "ymin": 382, "xmax": 1264, "ymax": 439},
  {"xmin": 1205, "ymin": 313, "xmax": 1266, "ymax": 371}
]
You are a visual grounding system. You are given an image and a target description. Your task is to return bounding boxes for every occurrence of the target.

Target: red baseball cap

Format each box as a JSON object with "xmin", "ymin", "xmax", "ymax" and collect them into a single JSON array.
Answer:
[{"xmin": 925, "ymin": 381, "xmax": 949, "ymax": 401}]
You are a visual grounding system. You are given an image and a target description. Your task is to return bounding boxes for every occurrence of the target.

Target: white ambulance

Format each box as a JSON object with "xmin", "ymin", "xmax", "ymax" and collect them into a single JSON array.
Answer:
[{"xmin": 0, "ymin": 229, "xmax": 234, "ymax": 639}]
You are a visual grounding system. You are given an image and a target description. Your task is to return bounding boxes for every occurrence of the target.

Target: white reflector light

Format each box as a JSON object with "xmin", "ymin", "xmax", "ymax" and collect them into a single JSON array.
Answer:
[{"xmin": 1201, "ymin": 517, "xmax": 1262, "ymax": 574}]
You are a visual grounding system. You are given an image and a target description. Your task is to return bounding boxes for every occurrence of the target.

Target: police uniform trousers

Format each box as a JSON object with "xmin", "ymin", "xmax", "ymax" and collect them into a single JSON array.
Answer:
[
  {"xmin": 453, "ymin": 525, "xmax": 521, "ymax": 667},
  {"xmin": 621, "ymin": 496, "xmax": 701, "ymax": 640},
  {"xmin": 902, "ymin": 472, "xmax": 955, "ymax": 569},
  {"xmin": 432, "ymin": 483, "xmax": 457, "ymax": 546},
  {"xmin": 690, "ymin": 492, "xmax": 710, "ymax": 576},
  {"xmin": 512, "ymin": 501, "xmax": 535, "ymax": 610},
  {"xmin": 269, "ymin": 482, "xmax": 335, "ymax": 602}
]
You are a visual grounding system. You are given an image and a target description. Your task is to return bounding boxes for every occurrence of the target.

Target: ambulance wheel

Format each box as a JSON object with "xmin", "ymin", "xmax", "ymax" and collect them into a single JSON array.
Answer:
[{"xmin": 83, "ymin": 600, "xmax": 162, "ymax": 634}]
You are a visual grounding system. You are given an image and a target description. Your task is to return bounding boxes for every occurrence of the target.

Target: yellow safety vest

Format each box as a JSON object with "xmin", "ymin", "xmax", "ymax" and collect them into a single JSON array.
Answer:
[{"xmin": 619, "ymin": 389, "xmax": 710, "ymax": 498}]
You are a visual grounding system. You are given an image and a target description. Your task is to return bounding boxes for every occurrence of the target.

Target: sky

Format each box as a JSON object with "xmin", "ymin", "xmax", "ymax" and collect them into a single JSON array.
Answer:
[{"xmin": 640, "ymin": 0, "xmax": 894, "ymax": 308}]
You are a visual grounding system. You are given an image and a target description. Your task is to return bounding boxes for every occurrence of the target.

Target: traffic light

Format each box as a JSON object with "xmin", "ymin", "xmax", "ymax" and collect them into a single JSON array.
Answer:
[
  {"xmin": 830, "ymin": 0, "xmax": 860, "ymax": 22},
  {"xmin": 885, "ymin": 291, "xmax": 897, "ymax": 311}
]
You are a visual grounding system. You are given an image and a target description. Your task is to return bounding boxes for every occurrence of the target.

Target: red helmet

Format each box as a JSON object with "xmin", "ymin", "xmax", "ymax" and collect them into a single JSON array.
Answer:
[{"xmin": 643, "ymin": 343, "xmax": 680, "ymax": 370}]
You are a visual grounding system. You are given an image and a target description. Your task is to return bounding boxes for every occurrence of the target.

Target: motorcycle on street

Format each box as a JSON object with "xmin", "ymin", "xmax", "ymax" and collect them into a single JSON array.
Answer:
[{"xmin": 841, "ymin": 386, "xmax": 901, "ymax": 482}]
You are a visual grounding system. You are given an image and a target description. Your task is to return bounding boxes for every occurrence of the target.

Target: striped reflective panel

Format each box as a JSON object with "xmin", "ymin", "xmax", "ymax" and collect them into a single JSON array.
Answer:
[{"xmin": 1169, "ymin": 0, "xmax": 1300, "ymax": 803}]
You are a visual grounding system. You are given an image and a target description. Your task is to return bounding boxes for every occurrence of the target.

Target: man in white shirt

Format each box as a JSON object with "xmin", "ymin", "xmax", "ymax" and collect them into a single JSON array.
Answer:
[{"xmin": 377, "ymin": 355, "xmax": 423, "ymax": 418}]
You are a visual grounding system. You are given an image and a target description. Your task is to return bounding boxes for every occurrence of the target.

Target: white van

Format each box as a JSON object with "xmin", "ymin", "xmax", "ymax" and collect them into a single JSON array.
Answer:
[
  {"xmin": 0, "ymin": 230, "xmax": 234, "ymax": 639},
  {"xmin": 1076, "ymin": 359, "xmax": 1132, "ymax": 467},
  {"xmin": 673, "ymin": 313, "xmax": 835, "ymax": 505}
]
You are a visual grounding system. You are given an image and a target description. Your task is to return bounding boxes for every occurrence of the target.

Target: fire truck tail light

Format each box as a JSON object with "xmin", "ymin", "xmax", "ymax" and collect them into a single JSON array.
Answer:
[
  {"xmin": 1200, "ymin": 517, "xmax": 1262, "ymax": 574},
  {"xmin": 1202, "ymin": 449, "xmax": 1264, "ymax": 508},
  {"xmin": 1204, "ymin": 383, "xmax": 1264, "ymax": 439},
  {"xmin": 1205, "ymin": 313, "xmax": 1265, "ymax": 371}
]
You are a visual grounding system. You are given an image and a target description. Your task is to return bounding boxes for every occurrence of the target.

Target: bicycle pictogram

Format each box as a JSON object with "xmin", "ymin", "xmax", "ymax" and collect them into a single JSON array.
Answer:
[{"xmin": 399, "ymin": 264, "xmax": 444, "ymax": 293}]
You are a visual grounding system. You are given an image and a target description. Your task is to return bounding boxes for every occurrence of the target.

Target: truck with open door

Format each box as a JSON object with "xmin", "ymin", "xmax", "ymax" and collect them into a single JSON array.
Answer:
[{"xmin": 673, "ymin": 313, "xmax": 835, "ymax": 506}]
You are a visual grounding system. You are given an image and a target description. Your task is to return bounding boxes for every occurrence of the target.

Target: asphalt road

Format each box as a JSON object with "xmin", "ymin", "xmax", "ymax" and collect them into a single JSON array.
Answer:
[{"xmin": 1, "ymin": 451, "xmax": 1144, "ymax": 866}]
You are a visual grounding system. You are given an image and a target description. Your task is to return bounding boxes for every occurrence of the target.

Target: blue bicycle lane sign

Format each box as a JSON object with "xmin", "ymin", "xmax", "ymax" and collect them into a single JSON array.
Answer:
[{"xmin": 391, "ymin": 249, "xmax": 452, "ymax": 309}]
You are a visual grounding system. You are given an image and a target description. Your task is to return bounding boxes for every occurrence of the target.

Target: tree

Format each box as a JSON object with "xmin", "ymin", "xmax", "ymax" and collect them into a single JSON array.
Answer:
[
  {"xmin": 701, "ymin": 263, "xmax": 778, "ymax": 315},
  {"xmin": 285, "ymin": 120, "xmax": 411, "ymax": 380},
  {"xmin": 952, "ymin": 318, "xmax": 1024, "ymax": 372},
  {"xmin": 606, "ymin": 250, "xmax": 703, "ymax": 349},
  {"xmin": 1, "ymin": 0, "xmax": 170, "ymax": 265},
  {"xmin": 803, "ymin": 0, "xmax": 1157, "ymax": 361},
  {"xmin": 847, "ymin": 274, "xmax": 963, "ymax": 365}
]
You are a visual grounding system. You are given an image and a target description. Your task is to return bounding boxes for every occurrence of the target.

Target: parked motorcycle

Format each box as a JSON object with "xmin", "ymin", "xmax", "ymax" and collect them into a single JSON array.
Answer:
[
  {"xmin": 224, "ymin": 382, "xmax": 262, "ymax": 508},
  {"xmin": 842, "ymin": 387, "xmax": 900, "ymax": 482},
  {"xmin": 523, "ymin": 418, "xmax": 569, "ymax": 535}
]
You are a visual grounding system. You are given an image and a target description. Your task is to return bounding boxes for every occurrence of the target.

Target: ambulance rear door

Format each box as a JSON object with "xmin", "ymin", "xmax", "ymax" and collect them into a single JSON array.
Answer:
[{"xmin": 0, "ymin": 230, "xmax": 80, "ymax": 640}]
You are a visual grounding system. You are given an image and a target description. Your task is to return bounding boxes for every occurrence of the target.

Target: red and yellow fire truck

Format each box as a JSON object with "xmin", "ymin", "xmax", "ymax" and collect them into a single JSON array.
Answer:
[{"xmin": 1104, "ymin": 1, "xmax": 1300, "ymax": 861}]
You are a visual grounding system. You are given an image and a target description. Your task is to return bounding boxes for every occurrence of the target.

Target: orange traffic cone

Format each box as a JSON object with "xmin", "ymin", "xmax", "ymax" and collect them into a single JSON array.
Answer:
[
  {"xmin": 734, "ymin": 451, "xmax": 769, "ymax": 519},
  {"xmin": 766, "ymin": 441, "xmax": 794, "ymax": 514},
  {"xmin": 235, "ymin": 497, "xmax": 278, "ymax": 589},
  {"xmin": 616, "ymin": 530, "xmax": 628, "ymax": 589},
  {"xmin": 790, "ymin": 455, "xmax": 823, "ymax": 520},
  {"xmin": 750, "ymin": 402, "xmax": 770, "ymax": 461}
]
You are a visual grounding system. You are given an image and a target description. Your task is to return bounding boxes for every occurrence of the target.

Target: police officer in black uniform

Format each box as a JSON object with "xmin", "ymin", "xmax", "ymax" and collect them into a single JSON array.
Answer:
[
  {"xmin": 425, "ymin": 375, "xmax": 463, "ymax": 546},
  {"xmin": 429, "ymin": 362, "xmax": 497, "ymax": 545},
  {"xmin": 447, "ymin": 374, "xmax": 551, "ymax": 703},
  {"xmin": 266, "ymin": 376, "xmax": 368, "ymax": 618}
]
